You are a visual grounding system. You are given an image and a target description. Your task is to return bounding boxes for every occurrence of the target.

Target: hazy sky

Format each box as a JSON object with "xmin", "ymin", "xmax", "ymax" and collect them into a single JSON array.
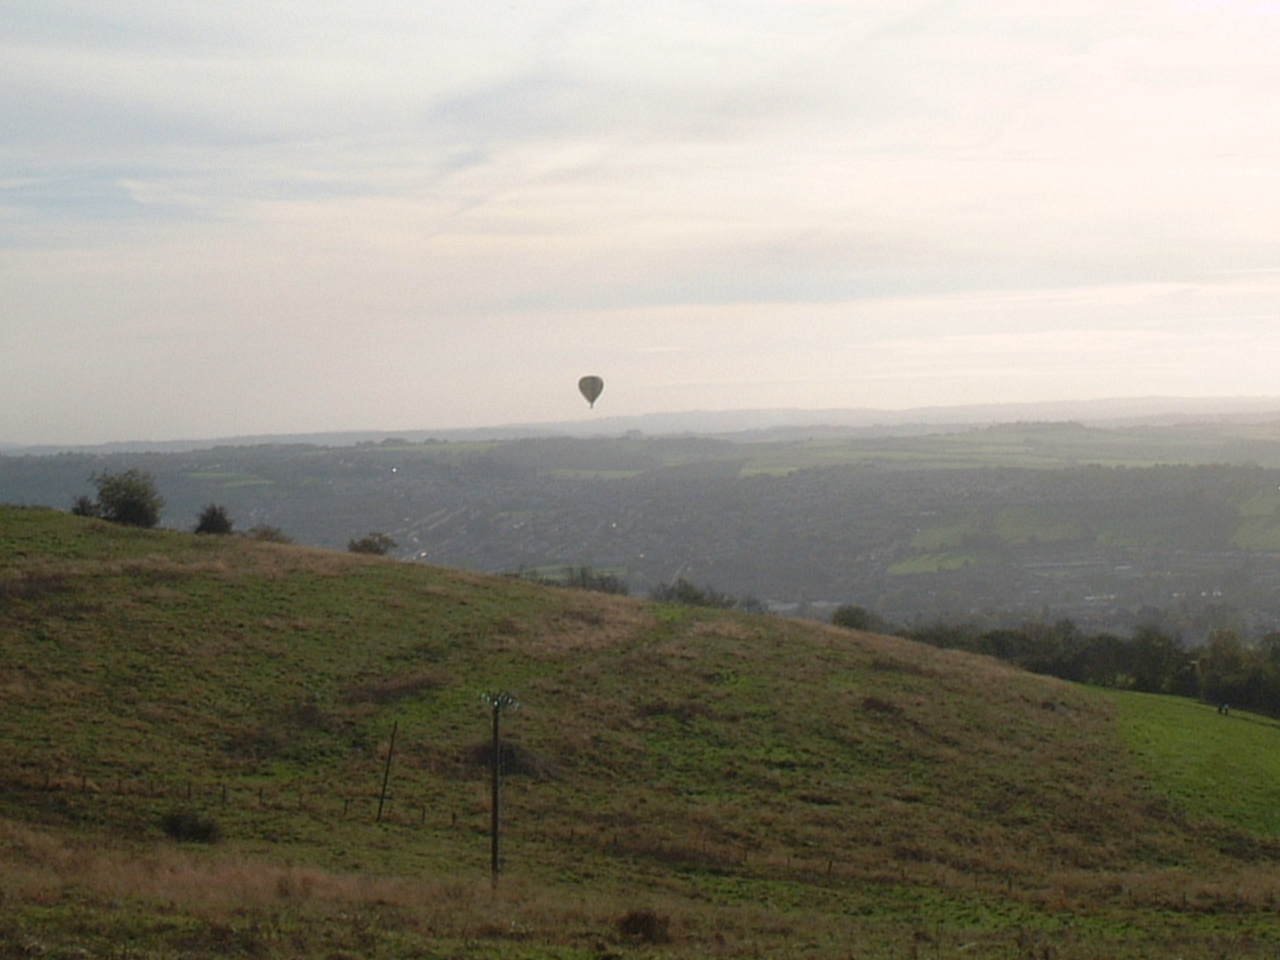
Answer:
[{"xmin": 4, "ymin": 0, "xmax": 1280, "ymax": 444}]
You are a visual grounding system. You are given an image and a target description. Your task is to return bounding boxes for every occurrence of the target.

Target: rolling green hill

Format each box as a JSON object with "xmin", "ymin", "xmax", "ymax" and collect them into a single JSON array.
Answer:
[{"xmin": 4, "ymin": 505, "xmax": 1280, "ymax": 958}]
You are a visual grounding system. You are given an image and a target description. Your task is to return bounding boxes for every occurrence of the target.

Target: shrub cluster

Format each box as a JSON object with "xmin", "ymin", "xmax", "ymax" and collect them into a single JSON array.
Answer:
[
  {"xmin": 648, "ymin": 578, "xmax": 766, "ymax": 613},
  {"xmin": 831, "ymin": 603, "xmax": 889, "ymax": 632},
  {"xmin": 348, "ymin": 532, "xmax": 397, "ymax": 555},
  {"xmin": 512, "ymin": 565, "xmax": 629, "ymax": 596},
  {"xmin": 194, "ymin": 504, "xmax": 234, "ymax": 535},
  {"xmin": 246, "ymin": 525, "xmax": 293, "ymax": 543},
  {"xmin": 71, "ymin": 469, "xmax": 164, "ymax": 528}
]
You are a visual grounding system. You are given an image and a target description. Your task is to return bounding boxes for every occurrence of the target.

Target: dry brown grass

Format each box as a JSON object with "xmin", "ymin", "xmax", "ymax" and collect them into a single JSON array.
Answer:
[
  {"xmin": 0, "ymin": 818, "xmax": 471, "ymax": 918},
  {"xmin": 519, "ymin": 590, "xmax": 657, "ymax": 656},
  {"xmin": 0, "ymin": 818, "xmax": 730, "ymax": 954},
  {"xmin": 345, "ymin": 671, "xmax": 445, "ymax": 705},
  {"xmin": 2, "ymin": 543, "xmax": 361, "ymax": 589}
]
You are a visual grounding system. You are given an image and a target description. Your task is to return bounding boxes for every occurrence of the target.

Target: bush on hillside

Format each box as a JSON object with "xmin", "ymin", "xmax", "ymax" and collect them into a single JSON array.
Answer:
[
  {"xmin": 194, "ymin": 504, "xmax": 234, "ymax": 535},
  {"xmin": 348, "ymin": 532, "xmax": 397, "ymax": 555},
  {"xmin": 512, "ymin": 565, "xmax": 630, "ymax": 596},
  {"xmin": 70, "ymin": 494, "xmax": 99, "ymax": 518},
  {"xmin": 246, "ymin": 524, "xmax": 293, "ymax": 544},
  {"xmin": 832, "ymin": 603, "xmax": 889, "ymax": 633},
  {"xmin": 649, "ymin": 578, "xmax": 766, "ymax": 613},
  {"xmin": 85, "ymin": 469, "xmax": 164, "ymax": 528}
]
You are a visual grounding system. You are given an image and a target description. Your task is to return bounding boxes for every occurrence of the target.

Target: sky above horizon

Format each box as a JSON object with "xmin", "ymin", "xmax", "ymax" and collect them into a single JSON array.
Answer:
[{"xmin": 3, "ymin": 0, "xmax": 1280, "ymax": 445}]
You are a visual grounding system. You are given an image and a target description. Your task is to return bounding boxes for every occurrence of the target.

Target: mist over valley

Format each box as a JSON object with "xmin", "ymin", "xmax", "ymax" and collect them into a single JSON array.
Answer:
[{"xmin": 8, "ymin": 401, "xmax": 1280, "ymax": 642}]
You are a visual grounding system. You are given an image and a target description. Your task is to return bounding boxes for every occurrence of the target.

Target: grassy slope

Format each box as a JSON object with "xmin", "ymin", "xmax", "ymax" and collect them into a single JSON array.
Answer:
[
  {"xmin": 1115, "ymin": 691, "xmax": 1280, "ymax": 838},
  {"xmin": 3, "ymin": 505, "xmax": 1280, "ymax": 958}
]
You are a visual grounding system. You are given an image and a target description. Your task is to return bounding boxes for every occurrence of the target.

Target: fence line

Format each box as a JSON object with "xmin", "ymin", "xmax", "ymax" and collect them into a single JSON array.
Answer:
[
  {"xmin": 0, "ymin": 768, "xmax": 461, "ymax": 829},
  {"xmin": 0, "ymin": 768, "xmax": 880, "ymax": 886}
]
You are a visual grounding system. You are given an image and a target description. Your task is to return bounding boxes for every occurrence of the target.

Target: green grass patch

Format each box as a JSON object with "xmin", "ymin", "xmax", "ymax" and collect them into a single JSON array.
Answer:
[
  {"xmin": 1112, "ymin": 690, "xmax": 1280, "ymax": 839},
  {"xmin": 1234, "ymin": 495, "xmax": 1280, "ymax": 548},
  {"xmin": 994, "ymin": 506, "xmax": 1083, "ymax": 545},
  {"xmin": 888, "ymin": 551, "xmax": 985, "ymax": 574},
  {"xmin": 1238, "ymin": 494, "xmax": 1280, "ymax": 519},
  {"xmin": 1232, "ymin": 519, "xmax": 1280, "ymax": 550},
  {"xmin": 910, "ymin": 520, "xmax": 975, "ymax": 551}
]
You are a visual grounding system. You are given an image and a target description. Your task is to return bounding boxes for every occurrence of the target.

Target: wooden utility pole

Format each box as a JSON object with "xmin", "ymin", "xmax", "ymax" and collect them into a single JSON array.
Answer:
[{"xmin": 482, "ymin": 692, "xmax": 518, "ymax": 888}]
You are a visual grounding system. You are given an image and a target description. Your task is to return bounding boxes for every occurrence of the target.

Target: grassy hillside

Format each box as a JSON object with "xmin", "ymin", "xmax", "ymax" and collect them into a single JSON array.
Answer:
[{"xmin": 4, "ymin": 505, "xmax": 1280, "ymax": 958}]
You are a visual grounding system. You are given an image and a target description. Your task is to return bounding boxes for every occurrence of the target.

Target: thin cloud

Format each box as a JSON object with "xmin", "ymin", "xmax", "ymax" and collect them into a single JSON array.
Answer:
[{"xmin": 2, "ymin": 1, "xmax": 1279, "ymax": 443}]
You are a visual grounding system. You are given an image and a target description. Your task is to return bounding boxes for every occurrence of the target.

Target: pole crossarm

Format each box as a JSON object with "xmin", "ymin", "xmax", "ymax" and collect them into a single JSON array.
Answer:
[{"xmin": 482, "ymin": 691, "xmax": 519, "ymax": 712}]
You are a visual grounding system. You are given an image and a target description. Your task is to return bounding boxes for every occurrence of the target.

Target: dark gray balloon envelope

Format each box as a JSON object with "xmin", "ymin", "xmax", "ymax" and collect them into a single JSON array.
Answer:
[{"xmin": 578, "ymin": 375, "xmax": 604, "ymax": 408}]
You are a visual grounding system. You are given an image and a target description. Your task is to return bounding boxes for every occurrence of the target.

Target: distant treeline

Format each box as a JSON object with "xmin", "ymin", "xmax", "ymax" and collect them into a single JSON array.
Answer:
[{"xmin": 840, "ymin": 607, "xmax": 1280, "ymax": 717}]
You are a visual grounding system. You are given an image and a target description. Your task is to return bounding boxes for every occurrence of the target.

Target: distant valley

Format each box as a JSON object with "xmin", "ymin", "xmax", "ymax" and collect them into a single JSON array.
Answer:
[{"xmin": 7, "ymin": 406, "xmax": 1280, "ymax": 641}]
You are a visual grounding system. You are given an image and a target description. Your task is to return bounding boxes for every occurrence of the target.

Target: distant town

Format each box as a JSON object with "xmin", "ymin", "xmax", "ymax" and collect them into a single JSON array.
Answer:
[{"xmin": 8, "ymin": 409, "xmax": 1280, "ymax": 642}]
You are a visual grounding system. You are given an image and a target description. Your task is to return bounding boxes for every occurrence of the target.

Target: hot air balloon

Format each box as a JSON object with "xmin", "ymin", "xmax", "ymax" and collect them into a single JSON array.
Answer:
[{"xmin": 578, "ymin": 375, "xmax": 604, "ymax": 408}]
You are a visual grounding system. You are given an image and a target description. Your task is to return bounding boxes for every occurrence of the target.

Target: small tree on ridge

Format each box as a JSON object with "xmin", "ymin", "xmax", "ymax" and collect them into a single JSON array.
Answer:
[
  {"xmin": 90, "ymin": 469, "xmax": 164, "ymax": 528},
  {"xmin": 195, "ymin": 504, "xmax": 234, "ymax": 535},
  {"xmin": 349, "ymin": 532, "xmax": 397, "ymax": 556}
]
